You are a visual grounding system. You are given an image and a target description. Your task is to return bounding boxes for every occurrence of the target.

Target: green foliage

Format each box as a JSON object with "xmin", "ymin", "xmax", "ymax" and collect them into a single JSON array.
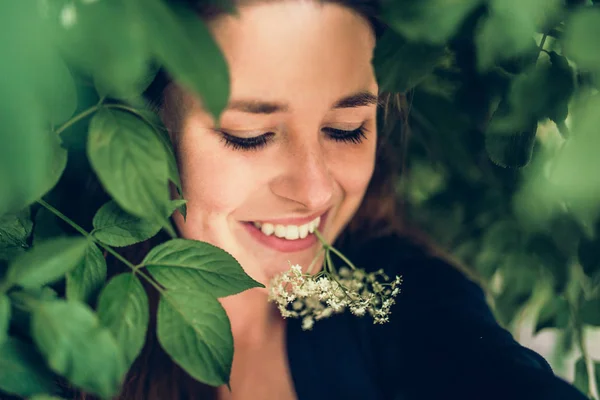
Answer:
[
  {"xmin": 1, "ymin": 0, "xmax": 600, "ymax": 398},
  {"xmin": 66, "ymin": 242, "xmax": 107, "ymax": 305},
  {"xmin": 574, "ymin": 356, "xmax": 600, "ymax": 398},
  {"xmin": 0, "ymin": 294, "xmax": 9, "ymax": 344},
  {"xmin": 0, "ymin": 208, "xmax": 33, "ymax": 260},
  {"xmin": 31, "ymin": 300, "xmax": 127, "ymax": 399},
  {"xmin": 3, "ymin": 238, "xmax": 88, "ymax": 290},
  {"xmin": 144, "ymin": 238, "xmax": 264, "ymax": 298},
  {"xmin": 88, "ymin": 108, "xmax": 173, "ymax": 233},
  {"xmin": 157, "ymin": 290, "xmax": 233, "ymax": 386},
  {"xmin": 96, "ymin": 273, "xmax": 149, "ymax": 370},
  {"xmin": 92, "ymin": 200, "xmax": 164, "ymax": 247},
  {"xmin": 0, "ymin": 337, "xmax": 61, "ymax": 397}
]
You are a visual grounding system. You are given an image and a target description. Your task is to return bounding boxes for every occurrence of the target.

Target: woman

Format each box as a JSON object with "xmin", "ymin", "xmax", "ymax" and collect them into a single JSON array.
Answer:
[{"xmin": 64, "ymin": 0, "xmax": 586, "ymax": 399}]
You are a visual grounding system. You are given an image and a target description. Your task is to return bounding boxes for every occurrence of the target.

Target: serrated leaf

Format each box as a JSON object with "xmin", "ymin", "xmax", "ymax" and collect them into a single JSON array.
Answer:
[
  {"xmin": 157, "ymin": 290, "xmax": 232, "ymax": 386},
  {"xmin": 0, "ymin": 337, "xmax": 61, "ymax": 397},
  {"xmin": 87, "ymin": 108, "xmax": 171, "ymax": 229},
  {"xmin": 143, "ymin": 238, "xmax": 263, "ymax": 298},
  {"xmin": 373, "ymin": 30, "xmax": 447, "ymax": 93},
  {"xmin": 66, "ymin": 242, "xmax": 107, "ymax": 305},
  {"xmin": 383, "ymin": 0, "xmax": 482, "ymax": 45},
  {"xmin": 0, "ymin": 294, "xmax": 9, "ymax": 344},
  {"xmin": 485, "ymin": 100, "xmax": 538, "ymax": 168},
  {"xmin": 580, "ymin": 298, "xmax": 600, "ymax": 326},
  {"xmin": 534, "ymin": 295, "xmax": 570, "ymax": 333},
  {"xmin": 93, "ymin": 200, "xmax": 163, "ymax": 247},
  {"xmin": 143, "ymin": 0, "xmax": 230, "ymax": 119},
  {"xmin": 31, "ymin": 300, "xmax": 127, "ymax": 399},
  {"xmin": 0, "ymin": 208, "xmax": 32, "ymax": 260},
  {"xmin": 5, "ymin": 237, "xmax": 88, "ymax": 289},
  {"xmin": 97, "ymin": 273, "xmax": 148, "ymax": 369}
]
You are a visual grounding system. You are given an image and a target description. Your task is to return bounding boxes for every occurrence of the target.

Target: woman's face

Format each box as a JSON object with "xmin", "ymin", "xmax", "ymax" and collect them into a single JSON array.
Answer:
[{"xmin": 167, "ymin": 1, "xmax": 379, "ymax": 286}]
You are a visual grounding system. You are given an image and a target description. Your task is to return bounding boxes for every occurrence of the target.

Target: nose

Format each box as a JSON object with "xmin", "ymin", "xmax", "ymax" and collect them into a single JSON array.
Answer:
[{"xmin": 269, "ymin": 136, "xmax": 334, "ymax": 211}]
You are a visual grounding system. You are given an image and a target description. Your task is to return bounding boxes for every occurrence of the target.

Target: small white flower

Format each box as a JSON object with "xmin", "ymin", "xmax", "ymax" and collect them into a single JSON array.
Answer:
[
  {"xmin": 268, "ymin": 251, "xmax": 403, "ymax": 330},
  {"xmin": 302, "ymin": 316, "xmax": 314, "ymax": 331},
  {"xmin": 60, "ymin": 3, "xmax": 77, "ymax": 28}
]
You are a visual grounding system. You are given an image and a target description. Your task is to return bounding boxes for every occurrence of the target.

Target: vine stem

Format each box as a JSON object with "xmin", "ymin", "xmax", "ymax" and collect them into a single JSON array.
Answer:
[
  {"xmin": 54, "ymin": 105, "xmax": 97, "ymax": 135},
  {"xmin": 36, "ymin": 199, "xmax": 165, "ymax": 294}
]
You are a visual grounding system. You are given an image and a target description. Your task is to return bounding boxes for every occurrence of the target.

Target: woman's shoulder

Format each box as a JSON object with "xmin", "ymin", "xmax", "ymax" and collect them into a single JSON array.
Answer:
[{"xmin": 334, "ymin": 231, "xmax": 587, "ymax": 400}]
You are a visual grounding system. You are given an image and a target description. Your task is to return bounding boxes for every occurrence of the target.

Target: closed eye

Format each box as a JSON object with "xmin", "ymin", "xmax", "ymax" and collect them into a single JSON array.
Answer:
[{"xmin": 218, "ymin": 123, "xmax": 368, "ymax": 151}]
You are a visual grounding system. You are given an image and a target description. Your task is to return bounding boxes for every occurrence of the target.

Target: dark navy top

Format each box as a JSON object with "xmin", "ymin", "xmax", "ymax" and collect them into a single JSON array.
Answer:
[{"xmin": 285, "ymin": 233, "xmax": 587, "ymax": 400}]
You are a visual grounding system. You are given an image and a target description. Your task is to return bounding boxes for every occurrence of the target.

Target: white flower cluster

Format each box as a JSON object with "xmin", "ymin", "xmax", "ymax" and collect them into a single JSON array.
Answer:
[{"xmin": 268, "ymin": 263, "xmax": 403, "ymax": 331}]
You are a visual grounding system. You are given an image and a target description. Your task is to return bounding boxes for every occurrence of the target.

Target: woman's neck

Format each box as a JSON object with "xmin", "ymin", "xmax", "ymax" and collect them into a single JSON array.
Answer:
[{"xmin": 218, "ymin": 287, "xmax": 286, "ymax": 350}]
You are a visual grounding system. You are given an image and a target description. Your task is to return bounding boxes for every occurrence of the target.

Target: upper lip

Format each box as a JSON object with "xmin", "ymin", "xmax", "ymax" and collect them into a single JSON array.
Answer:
[{"xmin": 248, "ymin": 209, "xmax": 329, "ymax": 226}]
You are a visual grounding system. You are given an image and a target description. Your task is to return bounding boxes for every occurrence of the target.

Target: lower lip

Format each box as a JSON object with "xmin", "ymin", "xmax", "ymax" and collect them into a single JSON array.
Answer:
[{"xmin": 242, "ymin": 212, "xmax": 328, "ymax": 253}]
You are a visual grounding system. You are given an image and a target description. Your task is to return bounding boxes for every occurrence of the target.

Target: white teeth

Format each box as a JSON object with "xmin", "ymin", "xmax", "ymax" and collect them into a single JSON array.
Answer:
[
  {"xmin": 298, "ymin": 224, "xmax": 309, "ymax": 239},
  {"xmin": 252, "ymin": 215, "xmax": 322, "ymax": 240},
  {"xmin": 285, "ymin": 226, "xmax": 299, "ymax": 240},
  {"xmin": 274, "ymin": 224, "xmax": 286, "ymax": 238},
  {"xmin": 261, "ymin": 223, "xmax": 274, "ymax": 236}
]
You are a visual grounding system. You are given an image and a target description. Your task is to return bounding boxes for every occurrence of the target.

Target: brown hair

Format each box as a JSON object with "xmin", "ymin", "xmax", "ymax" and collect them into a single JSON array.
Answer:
[{"xmin": 64, "ymin": 1, "xmax": 410, "ymax": 399}]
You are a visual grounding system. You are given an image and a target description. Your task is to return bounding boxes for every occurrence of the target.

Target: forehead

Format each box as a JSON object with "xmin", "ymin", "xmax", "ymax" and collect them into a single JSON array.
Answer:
[{"xmin": 207, "ymin": 2, "xmax": 377, "ymax": 112}]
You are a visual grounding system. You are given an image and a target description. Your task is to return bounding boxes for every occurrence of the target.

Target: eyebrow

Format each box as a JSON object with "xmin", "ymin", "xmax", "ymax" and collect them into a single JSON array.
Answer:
[{"xmin": 224, "ymin": 90, "xmax": 380, "ymax": 114}]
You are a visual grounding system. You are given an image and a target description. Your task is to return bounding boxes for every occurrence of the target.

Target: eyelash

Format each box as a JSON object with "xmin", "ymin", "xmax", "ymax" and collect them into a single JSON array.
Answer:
[{"xmin": 218, "ymin": 124, "xmax": 368, "ymax": 151}]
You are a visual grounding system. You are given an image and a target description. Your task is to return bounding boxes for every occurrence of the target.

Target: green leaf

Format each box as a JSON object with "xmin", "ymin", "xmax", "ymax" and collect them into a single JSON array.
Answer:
[
  {"xmin": 66, "ymin": 242, "xmax": 107, "ymax": 305},
  {"xmin": 143, "ymin": 0, "xmax": 230, "ymax": 119},
  {"xmin": 31, "ymin": 300, "xmax": 127, "ymax": 399},
  {"xmin": 0, "ymin": 3, "xmax": 70, "ymax": 215},
  {"xmin": 157, "ymin": 290, "xmax": 232, "ymax": 386},
  {"xmin": 580, "ymin": 298, "xmax": 600, "ymax": 326},
  {"xmin": 373, "ymin": 29, "xmax": 447, "ymax": 93},
  {"xmin": 382, "ymin": 0, "xmax": 482, "ymax": 45},
  {"xmin": 144, "ymin": 238, "xmax": 264, "ymax": 298},
  {"xmin": 573, "ymin": 356, "xmax": 600, "ymax": 397},
  {"xmin": 534, "ymin": 295, "xmax": 570, "ymax": 333},
  {"xmin": 564, "ymin": 8, "xmax": 600, "ymax": 75},
  {"xmin": 485, "ymin": 100, "xmax": 538, "ymax": 168},
  {"xmin": 38, "ymin": 52, "xmax": 78, "ymax": 126},
  {"xmin": 0, "ymin": 294, "xmax": 9, "ymax": 344},
  {"xmin": 548, "ymin": 94, "xmax": 600, "ymax": 206},
  {"xmin": 97, "ymin": 273, "xmax": 149, "ymax": 369},
  {"xmin": 505, "ymin": 52, "xmax": 575, "ymax": 126},
  {"xmin": 0, "ymin": 337, "xmax": 61, "ymax": 397},
  {"xmin": 476, "ymin": 0, "xmax": 562, "ymax": 70},
  {"xmin": 87, "ymin": 108, "xmax": 171, "ymax": 228},
  {"xmin": 579, "ymin": 232, "xmax": 600, "ymax": 279},
  {"xmin": 29, "ymin": 395, "xmax": 67, "ymax": 400},
  {"xmin": 0, "ymin": 208, "xmax": 32, "ymax": 261},
  {"xmin": 51, "ymin": 0, "xmax": 150, "ymax": 101},
  {"xmin": 93, "ymin": 200, "xmax": 163, "ymax": 247},
  {"xmin": 5, "ymin": 237, "xmax": 88, "ymax": 289}
]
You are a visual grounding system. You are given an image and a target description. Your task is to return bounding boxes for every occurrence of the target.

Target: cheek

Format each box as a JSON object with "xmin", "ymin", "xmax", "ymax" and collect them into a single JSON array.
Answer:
[
  {"xmin": 176, "ymin": 129, "xmax": 255, "ymax": 217},
  {"xmin": 329, "ymin": 139, "xmax": 377, "ymax": 199}
]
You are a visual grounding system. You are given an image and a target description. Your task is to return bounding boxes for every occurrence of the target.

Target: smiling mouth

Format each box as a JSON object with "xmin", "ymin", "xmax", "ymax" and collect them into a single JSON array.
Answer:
[
  {"xmin": 251, "ymin": 215, "xmax": 321, "ymax": 241},
  {"xmin": 242, "ymin": 211, "xmax": 328, "ymax": 253}
]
